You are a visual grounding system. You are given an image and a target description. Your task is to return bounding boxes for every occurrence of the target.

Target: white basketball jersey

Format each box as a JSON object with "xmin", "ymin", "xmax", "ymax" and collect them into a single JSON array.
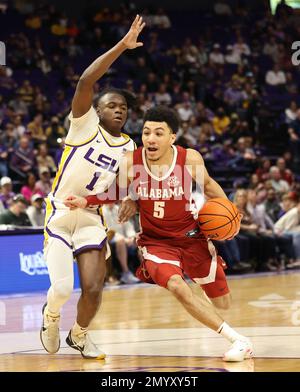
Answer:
[{"xmin": 48, "ymin": 106, "xmax": 135, "ymax": 203}]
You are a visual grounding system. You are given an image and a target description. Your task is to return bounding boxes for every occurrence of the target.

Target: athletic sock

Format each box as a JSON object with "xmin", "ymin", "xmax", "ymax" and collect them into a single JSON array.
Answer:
[
  {"xmin": 217, "ymin": 322, "xmax": 247, "ymax": 343},
  {"xmin": 72, "ymin": 321, "xmax": 88, "ymax": 338}
]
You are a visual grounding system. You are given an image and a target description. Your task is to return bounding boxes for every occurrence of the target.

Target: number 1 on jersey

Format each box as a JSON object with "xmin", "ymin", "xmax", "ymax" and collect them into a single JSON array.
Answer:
[
  {"xmin": 86, "ymin": 172, "xmax": 101, "ymax": 191},
  {"xmin": 153, "ymin": 201, "xmax": 165, "ymax": 219}
]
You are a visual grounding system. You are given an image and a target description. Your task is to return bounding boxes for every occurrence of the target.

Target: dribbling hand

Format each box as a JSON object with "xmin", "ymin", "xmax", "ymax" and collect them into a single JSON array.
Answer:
[{"xmin": 118, "ymin": 197, "xmax": 138, "ymax": 223}]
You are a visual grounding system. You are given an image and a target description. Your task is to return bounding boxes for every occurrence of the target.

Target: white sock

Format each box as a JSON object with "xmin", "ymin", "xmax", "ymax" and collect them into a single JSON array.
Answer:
[
  {"xmin": 72, "ymin": 321, "xmax": 88, "ymax": 337},
  {"xmin": 217, "ymin": 322, "xmax": 246, "ymax": 343}
]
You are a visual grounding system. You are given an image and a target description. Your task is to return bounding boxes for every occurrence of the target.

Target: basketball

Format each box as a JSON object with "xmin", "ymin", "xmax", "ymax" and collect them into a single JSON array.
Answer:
[{"xmin": 197, "ymin": 198, "xmax": 241, "ymax": 241}]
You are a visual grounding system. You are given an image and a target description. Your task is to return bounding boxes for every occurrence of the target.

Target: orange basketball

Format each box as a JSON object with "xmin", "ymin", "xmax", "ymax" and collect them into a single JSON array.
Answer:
[{"xmin": 197, "ymin": 198, "xmax": 241, "ymax": 241}]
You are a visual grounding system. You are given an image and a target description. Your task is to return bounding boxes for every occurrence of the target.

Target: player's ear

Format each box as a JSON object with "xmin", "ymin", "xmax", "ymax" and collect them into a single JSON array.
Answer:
[
  {"xmin": 96, "ymin": 108, "xmax": 104, "ymax": 123},
  {"xmin": 170, "ymin": 133, "xmax": 176, "ymax": 145}
]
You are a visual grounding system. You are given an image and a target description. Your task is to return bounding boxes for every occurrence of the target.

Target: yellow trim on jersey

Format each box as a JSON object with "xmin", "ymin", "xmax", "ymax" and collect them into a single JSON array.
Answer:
[
  {"xmin": 51, "ymin": 146, "xmax": 73, "ymax": 194},
  {"xmin": 99, "ymin": 125, "xmax": 131, "ymax": 147},
  {"xmin": 65, "ymin": 130, "xmax": 98, "ymax": 147},
  {"xmin": 44, "ymin": 198, "xmax": 53, "ymax": 242},
  {"xmin": 99, "ymin": 206, "xmax": 108, "ymax": 230}
]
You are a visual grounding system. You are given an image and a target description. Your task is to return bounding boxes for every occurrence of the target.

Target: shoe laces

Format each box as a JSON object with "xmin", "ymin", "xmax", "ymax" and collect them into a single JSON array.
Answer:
[
  {"xmin": 45, "ymin": 314, "xmax": 60, "ymax": 337},
  {"xmin": 72, "ymin": 330, "xmax": 87, "ymax": 349}
]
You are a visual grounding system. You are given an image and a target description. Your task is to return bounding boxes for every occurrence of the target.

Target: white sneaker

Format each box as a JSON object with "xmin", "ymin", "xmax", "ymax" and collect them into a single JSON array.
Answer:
[
  {"xmin": 40, "ymin": 303, "xmax": 60, "ymax": 354},
  {"xmin": 66, "ymin": 330, "xmax": 106, "ymax": 359},
  {"xmin": 286, "ymin": 259, "xmax": 300, "ymax": 269},
  {"xmin": 120, "ymin": 271, "xmax": 140, "ymax": 284},
  {"xmin": 223, "ymin": 339, "xmax": 254, "ymax": 362}
]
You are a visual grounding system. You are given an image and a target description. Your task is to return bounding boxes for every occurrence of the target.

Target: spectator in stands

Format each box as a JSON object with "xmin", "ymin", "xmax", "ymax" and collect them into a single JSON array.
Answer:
[
  {"xmin": 256, "ymin": 158, "xmax": 271, "ymax": 181},
  {"xmin": 276, "ymin": 157, "xmax": 294, "ymax": 185},
  {"xmin": 214, "ymin": 1, "xmax": 232, "ymax": 17},
  {"xmin": 264, "ymin": 187, "xmax": 281, "ymax": 223},
  {"xmin": 153, "ymin": 8, "xmax": 171, "ymax": 29},
  {"xmin": 155, "ymin": 84, "xmax": 172, "ymax": 106},
  {"xmin": 102, "ymin": 204, "xmax": 140, "ymax": 284},
  {"xmin": 0, "ymin": 194, "xmax": 31, "ymax": 226},
  {"xmin": 269, "ymin": 166, "xmax": 290, "ymax": 195},
  {"xmin": 225, "ymin": 45, "xmax": 241, "ymax": 64},
  {"xmin": 45, "ymin": 116, "xmax": 66, "ymax": 152},
  {"xmin": 12, "ymin": 115, "xmax": 26, "ymax": 138},
  {"xmin": 8, "ymin": 94, "xmax": 29, "ymax": 117},
  {"xmin": 212, "ymin": 107, "xmax": 230, "ymax": 135},
  {"xmin": 0, "ymin": 142, "xmax": 8, "ymax": 177},
  {"xmin": 209, "ymin": 43, "xmax": 224, "ymax": 65},
  {"xmin": 123, "ymin": 110, "xmax": 143, "ymax": 139},
  {"xmin": 21, "ymin": 172, "xmax": 42, "ymax": 202},
  {"xmin": 232, "ymin": 36, "xmax": 251, "ymax": 58},
  {"xmin": 27, "ymin": 114, "xmax": 46, "ymax": 145},
  {"xmin": 50, "ymin": 90, "xmax": 69, "ymax": 119},
  {"xmin": 10, "ymin": 136, "xmax": 35, "ymax": 179},
  {"xmin": 36, "ymin": 143, "xmax": 57, "ymax": 175},
  {"xmin": 274, "ymin": 200, "xmax": 300, "ymax": 268},
  {"xmin": 247, "ymin": 189, "xmax": 294, "ymax": 268},
  {"xmin": 26, "ymin": 194, "xmax": 45, "ymax": 227},
  {"xmin": 17, "ymin": 80, "xmax": 34, "ymax": 104},
  {"xmin": 265, "ymin": 63, "xmax": 286, "ymax": 86},
  {"xmin": 285, "ymin": 101, "xmax": 298, "ymax": 124},
  {"xmin": 224, "ymin": 79, "xmax": 246, "ymax": 110},
  {"xmin": 35, "ymin": 167, "xmax": 53, "ymax": 197},
  {"xmin": 234, "ymin": 189, "xmax": 279, "ymax": 271},
  {"xmin": 177, "ymin": 101, "xmax": 194, "ymax": 122},
  {"xmin": 0, "ymin": 176, "xmax": 15, "ymax": 209},
  {"xmin": 288, "ymin": 109, "xmax": 300, "ymax": 165},
  {"xmin": 216, "ymin": 238, "xmax": 252, "ymax": 274},
  {"xmin": 263, "ymin": 36, "xmax": 279, "ymax": 62}
]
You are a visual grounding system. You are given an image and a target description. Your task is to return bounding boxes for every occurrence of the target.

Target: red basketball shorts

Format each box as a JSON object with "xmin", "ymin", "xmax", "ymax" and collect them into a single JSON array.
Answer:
[{"xmin": 137, "ymin": 237, "xmax": 229, "ymax": 298}]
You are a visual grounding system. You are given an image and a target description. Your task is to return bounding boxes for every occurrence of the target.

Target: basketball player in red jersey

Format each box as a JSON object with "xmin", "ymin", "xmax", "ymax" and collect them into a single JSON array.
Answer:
[{"xmin": 64, "ymin": 106, "xmax": 253, "ymax": 362}]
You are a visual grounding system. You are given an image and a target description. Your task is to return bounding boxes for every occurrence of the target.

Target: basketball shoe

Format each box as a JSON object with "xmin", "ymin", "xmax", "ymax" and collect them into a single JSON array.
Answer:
[
  {"xmin": 40, "ymin": 303, "xmax": 60, "ymax": 354},
  {"xmin": 66, "ymin": 330, "xmax": 106, "ymax": 359},
  {"xmin": 223, "ymin": 338, "xmax": 254, "ymax": 362}
]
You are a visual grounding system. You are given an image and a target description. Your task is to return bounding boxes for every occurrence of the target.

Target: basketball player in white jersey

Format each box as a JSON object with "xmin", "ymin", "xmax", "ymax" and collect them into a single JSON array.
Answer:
[{"xmin": 40, "ymin": 15, "xmax": 146, "ymax": 358}]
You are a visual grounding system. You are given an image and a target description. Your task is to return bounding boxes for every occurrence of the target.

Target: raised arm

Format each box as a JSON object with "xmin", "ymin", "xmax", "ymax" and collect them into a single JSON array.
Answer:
[
  {"xmin": 186, "ymin": 149, "xmax": 227, "ymax": 200},
  {"xmin": 72, "ymin": 15, "xmax": 145, "ymax": 118}
]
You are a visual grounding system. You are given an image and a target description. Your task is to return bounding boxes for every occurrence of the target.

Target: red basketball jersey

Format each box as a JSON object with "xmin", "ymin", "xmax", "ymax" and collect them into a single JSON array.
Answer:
[{"xmin": 132, "ymin": 145, "xmax": 198, "ymax": 240}]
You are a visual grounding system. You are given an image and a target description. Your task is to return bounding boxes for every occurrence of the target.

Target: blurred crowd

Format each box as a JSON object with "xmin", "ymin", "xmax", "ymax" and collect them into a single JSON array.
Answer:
[{"xmin": 0, "ymin": 0, "xmax": 300, "ymax": 280}]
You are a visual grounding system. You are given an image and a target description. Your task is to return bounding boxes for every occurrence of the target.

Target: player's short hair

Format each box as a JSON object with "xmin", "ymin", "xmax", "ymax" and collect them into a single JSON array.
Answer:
[
  {"xmin": 143, "ymin": 106, "xmax": 179, "ymax": 134},
  {"xmin": 95, "ymin": 88, "xmax": 136, "ymax": 109}
]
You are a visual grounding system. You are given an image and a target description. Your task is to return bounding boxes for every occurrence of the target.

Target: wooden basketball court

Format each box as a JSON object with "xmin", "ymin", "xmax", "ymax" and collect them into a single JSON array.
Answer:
[{"xmin": 1, "ymin": 271, "xmax": 300, "ymax": 372}]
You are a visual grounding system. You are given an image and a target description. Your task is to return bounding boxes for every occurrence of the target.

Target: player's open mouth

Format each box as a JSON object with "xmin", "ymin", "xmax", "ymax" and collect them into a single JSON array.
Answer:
[{"xmin": 147, "ymin": 147, "xmax": 158, "ymax": 152}]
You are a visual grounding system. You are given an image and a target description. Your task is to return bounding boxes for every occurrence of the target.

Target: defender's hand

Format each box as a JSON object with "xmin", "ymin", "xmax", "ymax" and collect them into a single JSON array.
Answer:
[
  {"xmin": 118, "ymin": 197, "xmax": 138, "ymax": 223},
  {"xmin": 121, "ymin": 15, "xmax": 145, "ymax": 49},
  {"xmin": 64, "ymin": 195, "xmax": 87, "ymax": 210}
]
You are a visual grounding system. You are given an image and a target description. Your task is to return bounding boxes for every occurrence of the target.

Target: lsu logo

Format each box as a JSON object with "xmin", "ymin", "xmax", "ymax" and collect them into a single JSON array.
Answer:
[{"xmin": 84, "ymin": 149, "xmax": 118, "ymax": 173}]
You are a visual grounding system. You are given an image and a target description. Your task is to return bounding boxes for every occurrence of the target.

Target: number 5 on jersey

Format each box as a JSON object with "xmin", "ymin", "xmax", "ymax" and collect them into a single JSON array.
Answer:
[{"xmin": 153, "ymin": 201, "xmax": 165, "ymax": 219}]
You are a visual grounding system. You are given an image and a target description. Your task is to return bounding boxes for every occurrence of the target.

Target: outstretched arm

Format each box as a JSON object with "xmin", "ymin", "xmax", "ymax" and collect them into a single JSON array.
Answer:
[
  {"xmin": 72, "ymin": 15, "xmax": 145, "ymax": 118},
  {"xmin": 186, "ymin": 149, "xmax": 227, "ymax": 199},
  {"xmin": 63, "ymin": 152, "xmax": 135, "ymax": 222}
]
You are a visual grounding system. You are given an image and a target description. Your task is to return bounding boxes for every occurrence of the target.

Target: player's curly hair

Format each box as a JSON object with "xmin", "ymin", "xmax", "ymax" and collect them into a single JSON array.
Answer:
[
  {"xmin": 143, "ymin": 106, "xmax": 179, "ymax": 134},
  {"xmin": 95, "ymin": 88, "xmax": 137, "ymax": 109}
]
